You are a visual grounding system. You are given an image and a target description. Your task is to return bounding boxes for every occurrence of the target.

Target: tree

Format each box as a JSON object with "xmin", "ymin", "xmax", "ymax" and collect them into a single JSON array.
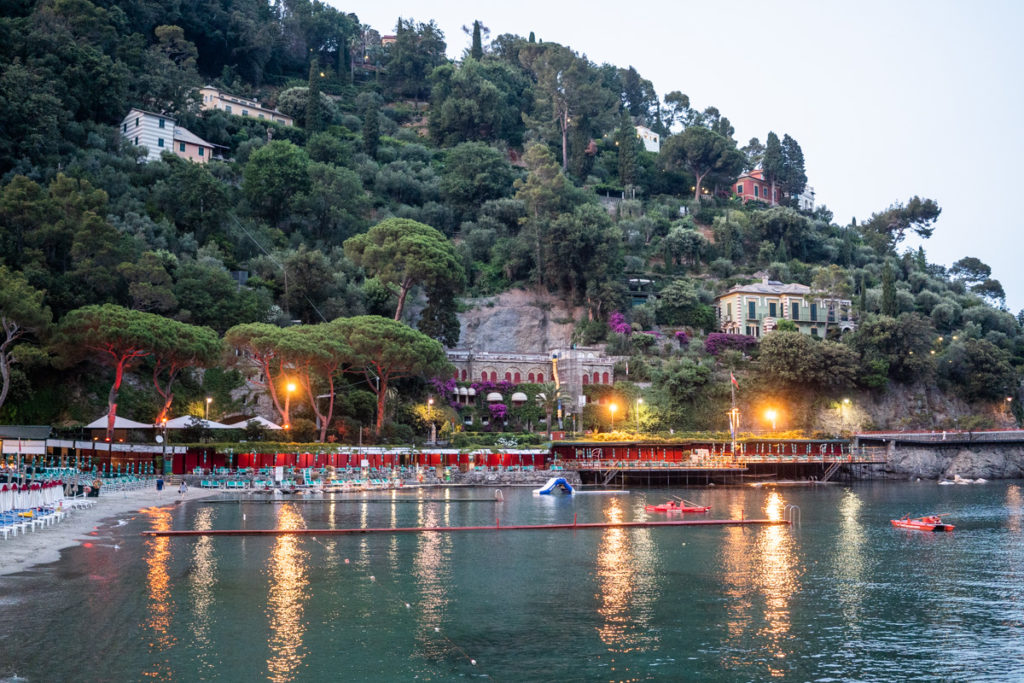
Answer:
[
  {"xmin": 950, "ymin": 256, "xmax": 992, "ymax": 285},
  {"xmin": 150, "ymin": 319, "xmax": 222, "ymax": 423},
  {"xmin": 306, "ymin": 57, "xmax": 325, "ymax": 132},
  {"xmin": 344, "ymin": 218, "xmax": 465, "ymax": 322},
  {"xmin": 761, "ymin": 132, "xmax": 783, "ymax": 206},
  {"xmin": 439, "ymin": 142, "xmax": 516, "ymax": 220},
  {"xmin": 860, "ymin": 196, "xmax": 941, "ymax": 252},
  {"xmin": 660, "ymin": 126, "xmax": 744, "ymax": 200},
  {"xmin": 56, "ymin": 305, "xmax": 157, "ymax": 441},
  {"xmin": 810, "ymin": 264, "xmax": 854, "ymax": 333},
  {"xmin": 756, "ymin": 331, "xmax": 858, "ymax": 392},
  {"xmin": 224, "ymin": 323, "xmax": 290, "ymax": 427},
  {"xmin": 281, "ymin": 320, "xmax": 354, "ymax": 442},
  {"xmin": 940, "ymin": 338, "xmax": 1017, "ymax": 402},
  {"xmin": 0, "ymin": 267, "xmax": 52, "ymax": 413},
  {"xmin": 780, "ymin": 134, "xmax": 807, "ymax": 197},
  {"xmin": 242, "ymin": 141, "xmax": 311, "ymax": 225},
  {"xmin": 656, "ymin": 278, "xmax": 715, "ymax": 330},
  {"xmin": 469, "ymin": 20, "xmax": 484, "ymax": 60},
  {"xmin": 386, "ymin": 18, "xmax": 447, "ymax": 101},
  {"xmin": 342, "ymin": 316, "xmax": 451, "ymax": 433}
]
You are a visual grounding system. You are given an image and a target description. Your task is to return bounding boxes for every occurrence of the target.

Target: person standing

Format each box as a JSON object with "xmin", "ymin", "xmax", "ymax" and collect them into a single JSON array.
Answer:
[{"xmin": 178, "ymin": 480, "xmax": 187, "ymax": 497}]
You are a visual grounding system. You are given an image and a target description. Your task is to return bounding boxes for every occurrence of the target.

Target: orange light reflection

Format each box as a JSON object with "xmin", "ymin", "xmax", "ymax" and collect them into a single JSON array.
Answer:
[
  {"xmin": 265, "ymin": 504, "xmax": 310, "ymax": 683},
  {"xmin": 141, "ymin": 505, "xmax": 175, "ymax": 680}
]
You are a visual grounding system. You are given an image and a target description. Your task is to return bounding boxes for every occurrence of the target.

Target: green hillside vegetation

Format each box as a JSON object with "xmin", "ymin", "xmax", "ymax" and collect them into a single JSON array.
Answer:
[{"xmin": 1, "ymin": 0, "xmax": 1021, "ymax": 444}]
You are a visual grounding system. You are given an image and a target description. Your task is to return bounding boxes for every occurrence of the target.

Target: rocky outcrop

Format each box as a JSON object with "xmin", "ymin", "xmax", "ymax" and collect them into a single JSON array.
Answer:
[
  {"xmin": 884, "ymin": 444, "xmax": 1024, "ymax": 480},
  {"xmin": 457, "ymin": 289, "xmax": 584, "ymax": 354}
]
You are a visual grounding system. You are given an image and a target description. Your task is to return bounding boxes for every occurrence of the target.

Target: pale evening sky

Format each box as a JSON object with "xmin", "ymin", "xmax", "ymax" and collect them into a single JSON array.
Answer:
[{"xmin": 341, "ymin": 0, "xmax": 1024, "ymax": 313}]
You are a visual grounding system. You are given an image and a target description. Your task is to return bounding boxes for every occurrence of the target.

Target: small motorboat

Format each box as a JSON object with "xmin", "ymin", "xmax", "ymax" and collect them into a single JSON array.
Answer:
[
  {"xmin": 645, "ymin": 500, "xmax": 711, "ymax": 514},
  {"xmin": 891, "ymin": 514, "xmax": 954, "ymax": 532}
]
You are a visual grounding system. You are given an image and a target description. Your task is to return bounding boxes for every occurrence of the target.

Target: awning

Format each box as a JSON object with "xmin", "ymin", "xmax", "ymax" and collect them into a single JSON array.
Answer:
[{"xmin": 85, "ymin": 415, "xmax": 155, "ymax": 430}]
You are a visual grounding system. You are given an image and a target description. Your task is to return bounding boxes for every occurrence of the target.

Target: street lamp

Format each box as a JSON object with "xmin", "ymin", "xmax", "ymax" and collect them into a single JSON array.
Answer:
[
  {"xmin": 609, "ymin": 403, "xmax": 618, "ymax": 432},
  {"xmin": 635, "ymin": 397, "xmax": 643, "ymax": 434},
  {"xmin": 205, "ymin": 397, "xmax": 212, "ymax": 421},
  {"xmin": 841, "ymin": 398, "xmax": 851, "ymax": 433},
  {"xmin": 427, "ymin": 398, "xmax": 436, "ymax": 444},
  {"xmin": 284, "ymin": 381, "xmax": 296, "ymax": 430},
  {"xmin": 765, "ymin": 409, "xmax": 777, "ymax": 433}
]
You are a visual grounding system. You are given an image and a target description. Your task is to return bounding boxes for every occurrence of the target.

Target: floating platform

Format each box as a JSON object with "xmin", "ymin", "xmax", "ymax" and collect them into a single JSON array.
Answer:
[{"xmin": 143, "ymin": 517, "xmax": 789, "ymax": 537}]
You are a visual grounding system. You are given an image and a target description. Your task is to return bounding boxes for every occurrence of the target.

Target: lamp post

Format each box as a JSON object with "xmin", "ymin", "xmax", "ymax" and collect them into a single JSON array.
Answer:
[
  {"xmin": 635, "ymin": 397, "xmax": 643, "ymax": 434},
  {"xmin": 765, "ymin": 409, "xmax": 777, "ymax": 433},
  {"xmin": 205, "ymin": 397, "xmax": 212, "ymax": 421},
  {"xmin": 427, "ymin": 398, "xmax": 436, "ymax": 444},
  {"xmin": 609, "ymin": 403, "xmax": 618, "ymax": 432},
  {"xmin": 841, "ymin": 398, "xmax": 851, "ymax": 433},
  {"xmin": 160, "ymin": 417, "xmax": 169, "ymax": 474},
  {"xmin": 284, "ymin": 381, "xmax": 296, "ymax": 430}
]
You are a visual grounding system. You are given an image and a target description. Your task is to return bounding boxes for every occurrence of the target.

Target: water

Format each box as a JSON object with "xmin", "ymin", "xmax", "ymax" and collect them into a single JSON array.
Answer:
[{"xmin": 2, "ymin": 481, "xmax": 1023, "ymax": 681}]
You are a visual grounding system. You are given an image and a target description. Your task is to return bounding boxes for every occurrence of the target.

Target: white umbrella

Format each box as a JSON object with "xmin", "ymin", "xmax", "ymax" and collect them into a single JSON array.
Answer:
[
  {"xmin": 0, "ymin": 484, "xmax": 12, "ymax": 513},
  {"xmin": 163, "ymin": 416, "xmax": 234, "ymax": 429},
  {"xmin": 85, "ymin": 414, "xmax": 154, "ymax": 429},
  {"xmin": 225, "ymin": 416, "xmax": 283, "ymax": 430}
]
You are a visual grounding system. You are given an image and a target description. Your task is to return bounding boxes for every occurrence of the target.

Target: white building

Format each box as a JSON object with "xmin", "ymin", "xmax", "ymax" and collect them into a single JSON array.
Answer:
[
  {"xmin": 798, "ymin": 185, "xmax": 816, "ymax": 211},
  {"xmin": 120, "ymin": 108, "xmax": 216, "ymax": 163},
  {"xmin": 199, "ymin": 86, "xmax": 293, "ymax": 126},
  {"xmin": 635, "ymin": 125, "xmax": 660, "ymax": 153}
]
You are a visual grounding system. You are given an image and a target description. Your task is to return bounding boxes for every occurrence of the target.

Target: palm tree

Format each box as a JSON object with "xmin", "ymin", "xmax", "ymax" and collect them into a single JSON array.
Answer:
[{"xmin": 536, "ymin": 382, "xmax": 573, "ymax": 440}]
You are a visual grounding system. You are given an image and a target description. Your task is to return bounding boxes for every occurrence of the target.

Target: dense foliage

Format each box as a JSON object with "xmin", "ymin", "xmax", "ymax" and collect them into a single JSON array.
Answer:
[{"xmin": 0, "ymin": 0, "xmax": 1020, "ymax": 439}]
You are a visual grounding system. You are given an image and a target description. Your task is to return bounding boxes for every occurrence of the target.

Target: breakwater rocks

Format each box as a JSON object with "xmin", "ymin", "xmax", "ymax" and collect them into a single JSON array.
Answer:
[{"xmin": 885, "ymin": 445, "xmax": 1024, "ymax": 481}]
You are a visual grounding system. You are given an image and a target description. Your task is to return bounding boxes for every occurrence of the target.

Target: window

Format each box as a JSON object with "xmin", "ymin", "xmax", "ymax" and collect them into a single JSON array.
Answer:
[
  {"xmin": 746, "ymin": 326, "xmax": 758, "ymax": 337},
  {"xmin": 754, "ymin": 186, "xmax": 759, "ymax": 198},
  {"xmin": 810, "ymin": 327, "xmax": 819, "ymax": 337},
  {"xmin": 198, "ymin": 147, "xmax": 204, "ymax": 156},
  {"xmin": 461, "ymin": 369, "xmax": 467, "ymax": 380},
  {"xmin": 593, "ymin": 372, "xmax": 600, "ymax": 384},
  {"xmin": 602, "ymin": 372, "xmax": 610, "ymax": 384},
  {"xmin": 748, "ymin": 301, "xmax": 756, "ymax": 319},
  {"xmin": 582, "ymin": 375, "xmax": 589, "ymax": 385},
  {"xmin": 514, "ymin": 372, "xmax": 521, "ymax": 383},
  {"xmin": 242, "ymin": 110, "xmax": 249, "ymax": 117},
  {"xmin": 736, "ymin": 184, "xmax": 743, "ymax": 194},
  {"xmin": 528, "ymin": 373, "xmax": 535, "ymax": 382},
  {"xmin": 179, "ymin": 142, "xmax": 186, "ymax": 152},
  {"xmin": 537, "ymin": 373, "xmax": 544, "ymax": 383},
  {"xmin": 134, "ymin": 137, "xmax": 139, "ymax": 145},
  {"xmin": 158, "ymin": 118, "xmax": 165, "ymax": 129},
  {"xmin": 810, "ymin": 303, "xmax": 817, "ymax": 321},
  {"xmin": 791, "ymin": 302, "xmax": 800, "ymax": 320},
  {"xmin": 768, "ymin": 302, "xmax": 777, "ymax": 318},
  {"xmin": 157, "ymin": 138, "xmax": 164, "ymax": 148},
  {"xmin": 225, "ymin": 105, "xmax": 232, "ymax": 113},
  {"xmin": 135, "ymin": 117, "xmax": 140, "ymax": 127},
  {"xmin": 122, "ymin": 123, "xmax": 127, "ymax": 133},
  {"xmin": 258, "ymin": 113, "xmax": 265, "ymax": 119},
  {"xmin": 726, "ymin": 303, "xmax": 732, "ymax": 319}
]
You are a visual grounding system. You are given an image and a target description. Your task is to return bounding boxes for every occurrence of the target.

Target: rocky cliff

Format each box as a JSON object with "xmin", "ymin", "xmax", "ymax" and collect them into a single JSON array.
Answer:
[
  {"xmin": 456, "ymin": 289, "xmax": 584, "ymax": 354},
  {"xmin": 883, "ymin": 444, "xmax": 1024, "ymax": 480}
]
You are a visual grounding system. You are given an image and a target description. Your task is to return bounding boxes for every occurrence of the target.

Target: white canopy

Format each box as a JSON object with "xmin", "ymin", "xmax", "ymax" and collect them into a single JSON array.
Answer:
[
  {"xmin": 511, "ymin": 392, "xmax": 528, "ymax": 403},
  {"xmin": 225, "ymin": 415, "xmax": 283, "ymax": 430},
  {"xmin": 486, "ymin": 392, "xmax": 503, "ymax": 402},
  {"xmin": 163, "ymin": 416, "xmax": 235, "ymax": 430},
  {"xmin": 85, "ymin": 414, "xmax": 155, "ymax": 430}
]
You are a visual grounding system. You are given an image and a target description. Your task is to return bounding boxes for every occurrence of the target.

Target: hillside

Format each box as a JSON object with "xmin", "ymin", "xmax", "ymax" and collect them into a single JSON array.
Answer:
[{"xmin": 0, "ymin": 1, "xmax": 1020, "ymax": 442}]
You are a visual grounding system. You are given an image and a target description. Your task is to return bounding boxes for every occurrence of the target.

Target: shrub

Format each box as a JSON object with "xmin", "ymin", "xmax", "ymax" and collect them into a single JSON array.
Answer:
[{"xmin": 704, "ymin": 332, "xmax": 758, "ymax": 356}]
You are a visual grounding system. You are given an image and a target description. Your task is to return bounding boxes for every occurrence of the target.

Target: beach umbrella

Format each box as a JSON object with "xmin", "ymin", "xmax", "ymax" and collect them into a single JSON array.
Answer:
[{"xmin": 0, "ymin": 484, "xmax": 11, "ymax": 513}]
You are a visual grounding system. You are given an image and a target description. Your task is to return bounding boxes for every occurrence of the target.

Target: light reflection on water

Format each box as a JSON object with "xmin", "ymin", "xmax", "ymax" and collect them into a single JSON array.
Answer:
[
  {"xmin": 141, "ymin": 505, "xmax": 176, "ymax": 681},
  {"xmin": 5, "ymin": 483, "xmax": 1024, "ymax": 681},
  {"xmin": 264, "ymin": 504, "xmax": 310, "ymax": 683}
]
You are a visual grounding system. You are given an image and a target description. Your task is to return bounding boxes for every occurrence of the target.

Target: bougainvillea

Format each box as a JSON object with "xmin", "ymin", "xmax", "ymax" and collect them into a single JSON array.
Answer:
[
  {"xmin": 704, "ymin": 332, "xmax": 758, "ymax": 356},
  {"xmin": 431, "ymin": 376, "xmax": 458, "ymax": 394},
  {"xmin": 675, "ymin": 330, "xmax": 690, "ymax": 346},
  {"xmin": 608, "ymin": 311, "xmax": 631, "ymax": 335},
  {"xmin": 470, "ymin": 379, "xmax": 517, "ymax": 394},
  {"xmin": 488, "ymin": 403, "xmax": 509, "ymax": 420}
]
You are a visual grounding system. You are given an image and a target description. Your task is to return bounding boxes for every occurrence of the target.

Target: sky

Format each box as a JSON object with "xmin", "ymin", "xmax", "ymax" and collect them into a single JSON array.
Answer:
[{"xmin": 339, "ymin": 0, "xmax": 1024, "ymax": 313}]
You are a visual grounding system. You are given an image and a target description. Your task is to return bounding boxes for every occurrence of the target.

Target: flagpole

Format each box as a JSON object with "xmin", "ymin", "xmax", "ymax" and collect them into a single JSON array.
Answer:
[{"xmin": 729, "ymin": 374, "xmax": 738, "ymax": 459}]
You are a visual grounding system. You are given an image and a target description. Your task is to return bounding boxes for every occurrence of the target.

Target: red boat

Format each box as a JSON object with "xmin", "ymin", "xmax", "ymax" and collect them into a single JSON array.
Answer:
[
  {"xmin": 645, "ymin": 501, "xmax": 711, "ymax": 514},
  {"xmin": 891, "ymin": 514, "xmax": 954, "ymax": 532}
]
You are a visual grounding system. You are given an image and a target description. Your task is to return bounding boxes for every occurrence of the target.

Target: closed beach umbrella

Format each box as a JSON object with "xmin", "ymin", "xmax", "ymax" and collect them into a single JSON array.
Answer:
[{"xmin": 0, "ymin": 484, "xmax": 11, "ymax": 513}]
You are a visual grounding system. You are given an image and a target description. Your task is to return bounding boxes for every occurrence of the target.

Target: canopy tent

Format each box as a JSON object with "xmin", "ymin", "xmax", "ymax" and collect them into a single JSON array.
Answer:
[
  {"xmin": 85, "ymin": 415, "xmax": 155, "ymax": 430},
  {"xmin": 162, "ymin": 416, "xmax": 235, "ymax": 430},
  {"xmin": 225, "ymin": 416, "xmax": 283, "ymax": 430}
]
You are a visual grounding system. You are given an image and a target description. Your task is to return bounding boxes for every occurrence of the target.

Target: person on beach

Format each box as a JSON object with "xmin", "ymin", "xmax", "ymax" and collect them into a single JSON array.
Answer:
[
  {"xmin": 178, "ymin": 481, "xmax": 187, "ymax": 497},
  {"xmin": 156, "ymin": 477, "xmax": 164, "ymax": 494}
]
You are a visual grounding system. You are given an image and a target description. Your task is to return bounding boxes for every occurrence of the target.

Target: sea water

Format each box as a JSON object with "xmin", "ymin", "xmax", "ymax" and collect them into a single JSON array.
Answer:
[{"xmin": 1, "ymin": 481, "xmax": 1022, "ymax": 681}]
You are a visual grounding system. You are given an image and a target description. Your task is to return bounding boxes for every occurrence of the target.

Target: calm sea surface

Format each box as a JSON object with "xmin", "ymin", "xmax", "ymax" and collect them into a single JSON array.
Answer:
[{"xmin": 2, "ymin": 481, "xmax": 1023, "ymax": 682}]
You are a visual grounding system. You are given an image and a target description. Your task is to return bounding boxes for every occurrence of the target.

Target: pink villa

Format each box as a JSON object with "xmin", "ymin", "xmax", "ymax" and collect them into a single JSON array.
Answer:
[{"xmin": 733, "ymin": 168, "xmax": 782, "ymax": 204}]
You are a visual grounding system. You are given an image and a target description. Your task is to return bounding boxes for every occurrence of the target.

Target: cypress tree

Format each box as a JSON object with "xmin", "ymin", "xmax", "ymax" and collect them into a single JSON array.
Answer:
[
  {"xmin": 471, "ymin": 20, "xmax": 483, "ymax": 59},
  {"xmin": 881, "ymin": 260, "xmax": 897, "ymax": 316},
  {"xmin": 306, "ymin": 58, "xmax": 324, "ymax": 132},
  {"xmin": 362, "ymin": 105, "xmax": 379, "ymax": 158}
]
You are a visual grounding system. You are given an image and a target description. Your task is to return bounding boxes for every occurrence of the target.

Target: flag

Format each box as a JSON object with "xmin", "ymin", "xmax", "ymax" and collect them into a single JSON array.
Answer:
[{"xmin": 730, "ymin": 372, "xmax": 739, "ymax": 387}]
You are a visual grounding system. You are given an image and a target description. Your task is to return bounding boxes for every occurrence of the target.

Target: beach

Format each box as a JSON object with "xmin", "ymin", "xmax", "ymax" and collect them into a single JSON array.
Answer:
[{"xmin": 0, "ymin": 484, "xmax": 220, "ymax": 577}]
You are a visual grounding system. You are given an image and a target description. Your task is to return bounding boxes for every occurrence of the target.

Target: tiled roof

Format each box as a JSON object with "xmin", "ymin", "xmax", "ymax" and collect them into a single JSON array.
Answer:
[{"xmin": 173, "ymin": 125, "xmax": 213, "ymax": 147}]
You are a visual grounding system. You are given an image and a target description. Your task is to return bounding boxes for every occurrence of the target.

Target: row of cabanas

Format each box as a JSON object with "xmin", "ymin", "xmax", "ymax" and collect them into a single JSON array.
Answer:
[
  {"xmin": 0, "ymin": 481, "xmax": 64, "ymax": 514},
  {"xmin": 85, "ymin": 415, "xmax": 283, "ymax": 431}
]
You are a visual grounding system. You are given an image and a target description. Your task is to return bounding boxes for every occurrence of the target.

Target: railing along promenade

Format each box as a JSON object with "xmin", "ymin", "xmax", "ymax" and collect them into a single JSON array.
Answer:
[
  {"xmin": 561, "ymin": 448, "xmax": 886, "ymax": 472},
  {"xmin": 856, "ymin": 429, "xmax": 1024, "ymax": 445}
]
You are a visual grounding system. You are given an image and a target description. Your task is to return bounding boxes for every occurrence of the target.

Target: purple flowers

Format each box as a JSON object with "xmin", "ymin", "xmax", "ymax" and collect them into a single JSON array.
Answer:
[
  {"xmin": 488, "ymin": 403, "xmax": 508, "ymax": 420},
  {"xmin": 470, "ymin": 379, "xmax": 516, "ymax": 393},
  {"xmin": 704, "ymin": 332, "xmax": 758, "ymax": 356},
  {"xmin": 675, "ymin": 330, "xmax": 690, "ymax": 346},
  {"xmin": 608, "ymin": 311, "xmax": 631, "ymax": 336},
  {"xmin": 431, "ymin": 377, "xmax": 458, "ymax": 394}
]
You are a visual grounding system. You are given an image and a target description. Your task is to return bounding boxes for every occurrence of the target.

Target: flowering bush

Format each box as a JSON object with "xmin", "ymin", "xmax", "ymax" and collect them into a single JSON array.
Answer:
[
  {"xmin": 704, "ymin": 332, "xmax": 758, "ymax": 356},
  {"xmin": 488, "ymin": 403, "xmax": 509, "ymax": 420},
  {"xmin": 675, "ymin": 330, "xmax": 690, "ymax": 347},
  {"xmin": 608, "ymin": 311, "xmax": 631, "ymax": 335},
  {"xmin": 431, "ymin": 377, "xmax": 458, "ymax": 394},
  {"xmin": 470, "ymin": 379, "xmax": 517, "ymax": 393}
]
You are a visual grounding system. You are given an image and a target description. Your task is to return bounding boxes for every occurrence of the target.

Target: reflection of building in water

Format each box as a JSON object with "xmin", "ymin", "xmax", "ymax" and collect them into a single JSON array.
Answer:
[
  {"xmin": 595, "ymin": 499, "xmax": 658, "ymax": 651},
  {"xmin": 189, "ymin": 507, "xmax": 217, "ymax": 670},
  {"xmin": 266, "ymin": 504, "xmax": 310, "ymax": 683}
]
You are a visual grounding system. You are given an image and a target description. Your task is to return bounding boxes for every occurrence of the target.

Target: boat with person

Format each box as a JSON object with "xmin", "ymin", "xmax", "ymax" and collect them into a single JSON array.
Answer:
[
  {"xmin": 891, "ymin": 514, "xmax": 955, "ymax": 532},
  {"xmin": 645, "ymin": 499, "xmax": 711, "ymax": 514}
]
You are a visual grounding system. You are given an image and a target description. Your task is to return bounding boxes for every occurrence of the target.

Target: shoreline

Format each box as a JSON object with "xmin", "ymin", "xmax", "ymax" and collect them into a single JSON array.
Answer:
[{"xmin": 0, "ymin": 485, "xmax": 221, "ymax": 578}]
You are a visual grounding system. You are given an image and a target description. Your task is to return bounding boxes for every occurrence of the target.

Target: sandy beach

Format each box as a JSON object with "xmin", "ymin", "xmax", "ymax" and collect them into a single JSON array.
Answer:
[{"xmin": 0, "ymin": 484, "xmax": 221, "ymax": 577}]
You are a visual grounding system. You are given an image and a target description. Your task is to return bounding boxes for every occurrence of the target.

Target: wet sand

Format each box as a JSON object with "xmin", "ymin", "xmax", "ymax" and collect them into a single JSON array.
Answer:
[{"xmin": 0, "ymin": 485, "xmax": 221, "ymax": 577}]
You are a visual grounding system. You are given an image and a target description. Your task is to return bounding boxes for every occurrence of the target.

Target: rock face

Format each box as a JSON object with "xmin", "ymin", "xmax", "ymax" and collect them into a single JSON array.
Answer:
[
  {"xmin": 456, "ymin": 289, "xmax": 584, "ymax": 354},
  {"xmin": 884, "ymin": 445, "xmax": 1024, "ymax": 480}
]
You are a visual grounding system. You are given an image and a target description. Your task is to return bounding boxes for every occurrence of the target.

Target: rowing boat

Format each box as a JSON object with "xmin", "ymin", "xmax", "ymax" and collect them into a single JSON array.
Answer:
[
  {"xmin": 645, "ymin": 501, "xmax": 711, "ymax": 513},
  {"xmin": 891, "ymin": 514, "xmax": 954, "ymax": 532}
]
